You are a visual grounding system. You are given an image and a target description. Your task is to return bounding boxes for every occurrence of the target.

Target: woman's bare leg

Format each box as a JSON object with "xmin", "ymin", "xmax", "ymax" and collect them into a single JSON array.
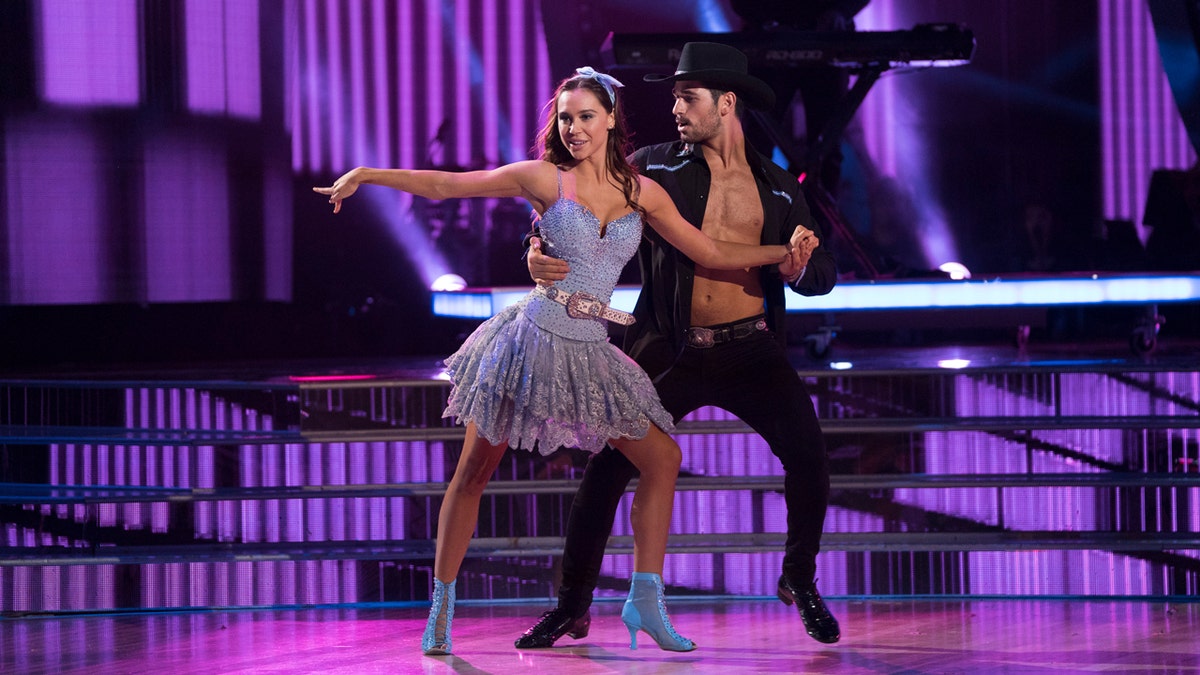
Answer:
[
  {"xmin": 609, "ymin": 425, "xmax": 682, "ymax": 573},
  {"xmin": 433, "ymin": 422, "xmax": 509, "ymax": 582}
]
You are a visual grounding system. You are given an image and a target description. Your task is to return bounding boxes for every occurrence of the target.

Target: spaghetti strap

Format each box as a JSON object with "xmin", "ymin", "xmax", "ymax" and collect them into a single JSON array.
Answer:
[{"xmin": 555, "ymin": 165, "xmax": 564, "ymax": 199}]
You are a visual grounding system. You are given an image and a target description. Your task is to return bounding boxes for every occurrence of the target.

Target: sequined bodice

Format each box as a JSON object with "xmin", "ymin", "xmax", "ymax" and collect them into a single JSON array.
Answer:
[{"xmin": 522, "ymin": 197, "xmax": 643, "ymax": 340}]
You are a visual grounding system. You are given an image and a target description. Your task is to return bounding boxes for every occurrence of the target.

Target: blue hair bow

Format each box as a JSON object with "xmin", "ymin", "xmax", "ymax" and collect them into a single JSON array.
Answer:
[{"xmin": 574, "ymin": 67, "xmax": 625, "ymax": 106}]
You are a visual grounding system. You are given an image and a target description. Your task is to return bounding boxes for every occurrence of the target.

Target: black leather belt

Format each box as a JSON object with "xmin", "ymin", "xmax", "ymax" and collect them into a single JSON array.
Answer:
[{"xmin": 684, "ymin": 316, "xmax": 768, "ymax": 349}]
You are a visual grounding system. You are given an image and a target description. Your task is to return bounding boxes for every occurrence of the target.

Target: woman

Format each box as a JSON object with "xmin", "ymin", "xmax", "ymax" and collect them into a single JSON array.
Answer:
[{"xmin": 314, "ymin": 68, "xmax": 800, "ymax": 656}]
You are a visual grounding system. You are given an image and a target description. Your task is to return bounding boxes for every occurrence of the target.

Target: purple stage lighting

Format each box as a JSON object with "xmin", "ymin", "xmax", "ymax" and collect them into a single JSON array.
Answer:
[
  {"xmin": 854, "ymin": 2, "xmax": 961, "ymax": 270},
  {"xmin": 37, "ymin": 0, "xmax": 140, "ymax": 107},
  {"xmin": 1099, "ymin": 0, "xmax": 1197, "ymax": 238},
  {"xmin": 290, "ymin": 0, "xmax": 552, "ymax": 287},
  {"xmin": 184, "ymin": 0, "xmax": 262, "ymax": 119}
]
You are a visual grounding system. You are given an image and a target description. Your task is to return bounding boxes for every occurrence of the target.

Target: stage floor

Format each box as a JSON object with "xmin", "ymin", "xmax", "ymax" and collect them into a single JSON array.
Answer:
[{"xmin": 4, "ymin": 598, "xmax": 1198, "ymax": 674}]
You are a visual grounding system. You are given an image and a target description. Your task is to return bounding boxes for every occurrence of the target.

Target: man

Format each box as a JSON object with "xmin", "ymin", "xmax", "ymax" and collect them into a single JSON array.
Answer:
[{"xmin": 515, "ymin": 42, "xmax": 840, "ymax": 646}]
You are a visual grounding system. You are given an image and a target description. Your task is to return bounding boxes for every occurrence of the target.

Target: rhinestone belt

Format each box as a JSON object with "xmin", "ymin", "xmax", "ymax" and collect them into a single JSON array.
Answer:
[{"xmin": 539, "ymin": 286, "xmax": 635, "ymax": 326}]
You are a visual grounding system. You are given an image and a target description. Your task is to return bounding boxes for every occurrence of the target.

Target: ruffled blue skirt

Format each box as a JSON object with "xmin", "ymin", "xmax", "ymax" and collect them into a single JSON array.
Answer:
[{"xmin": 442, "ymin": 298, "xmax": 675, "ymax": 454}]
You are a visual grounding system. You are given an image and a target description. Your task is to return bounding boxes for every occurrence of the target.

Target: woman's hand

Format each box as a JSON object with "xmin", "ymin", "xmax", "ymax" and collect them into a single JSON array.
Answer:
[
  {"xmin": 312, "ymin": 168, "xmax": 366, "ymax": 214},
  {"xmin": 780, "ymin": 225, "xmax": 819, "ymax": 282}
]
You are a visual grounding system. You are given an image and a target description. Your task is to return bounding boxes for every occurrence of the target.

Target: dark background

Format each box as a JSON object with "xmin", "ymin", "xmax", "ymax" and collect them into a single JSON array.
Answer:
[{"xmin": 1, "ymin": 0, "xmax": 1196, "ymax": 370}]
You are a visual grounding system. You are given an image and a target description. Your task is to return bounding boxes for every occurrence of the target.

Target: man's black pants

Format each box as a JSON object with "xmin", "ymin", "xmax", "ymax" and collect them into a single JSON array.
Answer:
[{"xmin": 556, "ymin": 329, "xmax": 830, "ymax": 613}]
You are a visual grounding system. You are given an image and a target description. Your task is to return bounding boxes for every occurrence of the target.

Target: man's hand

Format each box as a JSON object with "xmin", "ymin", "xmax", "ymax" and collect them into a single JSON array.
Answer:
[
  {"xmin": 527, "ymin": 236, "xmax": 570, "ymax": 286},
  {"xmin": 780, "ymin": 225, "xmax": 819, "ymax": 283}
]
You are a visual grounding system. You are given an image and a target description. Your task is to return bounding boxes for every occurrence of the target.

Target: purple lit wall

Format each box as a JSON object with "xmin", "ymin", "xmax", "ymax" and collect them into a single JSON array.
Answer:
[
  {"xmin": 289, "ymin": 0, "xmax": 551, "ymax": 287},
  {"xmin": 143, "ymin": 135, "xmax": 233, "ymax": 302},
  {"xmin": 185, "ymin": 0, "xmax": 262, "ymax": 119},
  {"xmin": 1100, "ymin": 0, "xmax": 1197, "ymax": 238},
  {"xmin": 37, "ymin": 0, "xmax": 140, "ymax": 107},
  {"xmin": 3, "ymin": 1, "xmax": 289, "ymax": 305},
  {"xmin": 5, "ymin": 117, "xmax": 109, "ymax": 304},
  {"xmin": 12, "ymin": 0, "xmax": 1197, "ymax": 308}
]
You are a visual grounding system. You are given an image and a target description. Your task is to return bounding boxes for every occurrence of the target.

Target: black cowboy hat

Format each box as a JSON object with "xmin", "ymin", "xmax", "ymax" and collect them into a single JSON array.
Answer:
[{"xmin": 643, "ymin": 41, "xmax": 776, "ymax": 110}]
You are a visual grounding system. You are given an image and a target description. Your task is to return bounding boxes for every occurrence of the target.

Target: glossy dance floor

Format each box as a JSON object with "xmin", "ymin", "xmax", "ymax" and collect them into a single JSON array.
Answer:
[{"xmin": 5, "ymin": 598, "xmax": 1198, "ymax": 674}]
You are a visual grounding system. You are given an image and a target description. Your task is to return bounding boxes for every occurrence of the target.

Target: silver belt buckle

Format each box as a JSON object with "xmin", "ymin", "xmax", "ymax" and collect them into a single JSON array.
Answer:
[
  {"xmin": 566, "ymin": 291, "xmax": 603, "ymax": 320},
  {"xmin": 686, "ymin": 327, "xmax": 715, "ymax": 348}
]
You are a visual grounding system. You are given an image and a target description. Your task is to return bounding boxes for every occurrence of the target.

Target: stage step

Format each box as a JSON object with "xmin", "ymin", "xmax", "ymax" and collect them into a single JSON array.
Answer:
[
  {"xmin": 4, "ymin": 413, "xmax": 1200, "ymax": 446},
  {"xmin": 2, "ymin": 357, "xmax": 1199, "ymax": 612},
  {"xmin": 4, "ymin": 471, "xmax": 1200, "ymax": 505}
]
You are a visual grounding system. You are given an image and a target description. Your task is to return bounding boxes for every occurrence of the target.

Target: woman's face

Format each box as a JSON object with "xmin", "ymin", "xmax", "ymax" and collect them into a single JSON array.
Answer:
[{"xmin": 556, "ymin": 88, "xmax": 613, "ymax": 161}]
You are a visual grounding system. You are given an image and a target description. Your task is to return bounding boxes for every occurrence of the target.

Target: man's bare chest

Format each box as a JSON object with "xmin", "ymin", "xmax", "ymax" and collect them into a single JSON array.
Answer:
[{"xmin": 702, "ymin": 172, "xmax": 764, "ymax": 242}]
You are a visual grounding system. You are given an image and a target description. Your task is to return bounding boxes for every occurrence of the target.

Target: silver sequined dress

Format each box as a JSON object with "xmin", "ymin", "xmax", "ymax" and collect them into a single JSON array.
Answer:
[{"xmin": 442, "ymin": 170, "xmax": 675, "ymax": 454}]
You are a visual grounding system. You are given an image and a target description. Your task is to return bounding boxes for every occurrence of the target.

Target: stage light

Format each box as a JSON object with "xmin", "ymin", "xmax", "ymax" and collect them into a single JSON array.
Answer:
[
  {"xmin": 433, "ymin": 274, "xmax": 1200, "ymax": 318},
  {"xmin": 938, "ymin": 262, "xmax": 972, "ymax": 280},
  {"xmin": 856, "ymin": 4, "xmax": 964, "ymax": 271},
  {"xmin": 431, "ymin": 273, "xmax": 467, "ymax": 291}
]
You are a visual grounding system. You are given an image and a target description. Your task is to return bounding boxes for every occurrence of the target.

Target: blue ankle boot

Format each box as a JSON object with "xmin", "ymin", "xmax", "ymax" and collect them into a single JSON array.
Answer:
[
  {"xmin": 620, "ymin": 572, "xmax": 696, "ymax": 652},
  {"xmin": 421, "ymin": 578, "xmax": 456, "ymax": 655}
]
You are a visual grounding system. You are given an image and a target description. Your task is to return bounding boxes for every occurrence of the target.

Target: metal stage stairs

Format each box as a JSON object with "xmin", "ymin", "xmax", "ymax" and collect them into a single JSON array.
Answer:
[{"xmin": 2, "ymin": 354, "xmax": 1199, "ymax": 613}]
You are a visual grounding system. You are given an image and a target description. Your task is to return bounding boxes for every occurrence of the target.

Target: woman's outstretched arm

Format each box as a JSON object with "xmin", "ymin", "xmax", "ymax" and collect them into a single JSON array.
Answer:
[
  {"xmin": 313, "ymin": 161, "xmax": 552, "ymax": 214},
  {"xmin": 638, "ymin": 177, "xmax": 797, "ymax": 271}
]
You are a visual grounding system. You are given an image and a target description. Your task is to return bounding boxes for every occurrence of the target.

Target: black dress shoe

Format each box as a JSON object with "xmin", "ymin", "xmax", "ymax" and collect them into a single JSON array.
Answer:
[
  {"xmin": 514, "ymin": 607, "xmax": 591, "ymax": 649},
  {"xmin": 777, "ymin": 576, "xmax": 840, "ymax": 644}
]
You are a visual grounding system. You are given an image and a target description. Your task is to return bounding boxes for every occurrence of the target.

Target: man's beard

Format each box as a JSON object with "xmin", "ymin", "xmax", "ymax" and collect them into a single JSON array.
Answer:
[{"xmin": 678, "ymin": 112, "xmax": 720, "ymax": 143}]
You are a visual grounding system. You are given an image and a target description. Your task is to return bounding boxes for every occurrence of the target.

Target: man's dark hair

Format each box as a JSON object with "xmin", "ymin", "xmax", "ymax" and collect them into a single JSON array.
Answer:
[{"xmin": 707, "ymin": 87, "xmax": 746, "ymax": 119}]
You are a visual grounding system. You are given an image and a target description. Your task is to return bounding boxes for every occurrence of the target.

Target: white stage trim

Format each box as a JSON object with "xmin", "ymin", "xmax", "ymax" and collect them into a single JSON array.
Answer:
[{"xmin": 432, "ymin": 274, "xmax": 1200, "ymax": 319}]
